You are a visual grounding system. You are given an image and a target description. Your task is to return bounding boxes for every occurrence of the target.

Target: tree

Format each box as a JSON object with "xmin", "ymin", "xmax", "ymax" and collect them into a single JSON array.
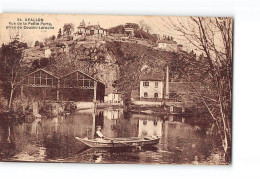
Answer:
[
  {"xmin": 63, "ymin": 23, "xmax": 74, "ymax": 36},
  {"xmin": 57, "ymin": 28, "xmax": 62, "ymax": 38},
  {"xmin": 0, "ymin": 40, "xmax": 26, "ymax": 109},
  {"xmin": 50, "ymin": 35, "xmax": 56, "ymax": 41},
  {"xmin": 107, "ymin": 25, "xmax": 125, "ymax": 34},
  {"xmin": 34, "ymin": 40, "xmax": 40, "ymax": 47},
  {"xmin": 134, "ymin": 30, "xmax": 158, "ymax": 42},
  {"xmin": 125, "ymin": 23, "xmax": 139, "ymax": 30},
  {"xmin": 139, "ymin": 20, "xmax": 152, "ymax": 33},
  {"xmin": 164, "ymin": 17, "xmax": 232, "ymax": 162}
]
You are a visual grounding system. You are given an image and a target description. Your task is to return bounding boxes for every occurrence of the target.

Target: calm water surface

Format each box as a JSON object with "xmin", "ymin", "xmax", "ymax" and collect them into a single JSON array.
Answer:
[{"xmin": 0, "ymin": 108, "xmax": 225, "ymax": 164}]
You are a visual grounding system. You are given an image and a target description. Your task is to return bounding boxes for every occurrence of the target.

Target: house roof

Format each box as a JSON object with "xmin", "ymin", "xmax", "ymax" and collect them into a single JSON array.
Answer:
[
  {"xmin": 78, "ymin": 20, "xmax": 86, "ymax": 28},
  {"xmin": 125, "ymin": 27, "xmax": 134, "ymax": 30},
  {"xmin": 86, "ymin": 25, "xmax": 102, "ymax": 30},
  {"xmin": 140, "ymin": 73, "xmax": 164, "ymax": 81}
]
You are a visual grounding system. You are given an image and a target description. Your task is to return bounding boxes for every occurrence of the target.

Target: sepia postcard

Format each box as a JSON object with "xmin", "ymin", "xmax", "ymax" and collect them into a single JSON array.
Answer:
[{"xmin": 0, "ymin": 13, "xmax": 232, "ymax": 165}]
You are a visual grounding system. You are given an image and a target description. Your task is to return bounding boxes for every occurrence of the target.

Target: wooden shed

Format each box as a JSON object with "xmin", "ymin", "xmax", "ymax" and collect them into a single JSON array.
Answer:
[
  {"xmin": 59, "ymin": 70, "xmax": 105, "ymax": 102},
  {"xmin": 21, "ymin": 69, "xmax": 105, "ymax": 102}
]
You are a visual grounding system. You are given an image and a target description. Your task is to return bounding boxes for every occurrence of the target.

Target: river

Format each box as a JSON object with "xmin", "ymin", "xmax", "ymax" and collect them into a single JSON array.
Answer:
[{"xmin": 0, "ymin": 108, "xmax": 226, "ymax": 164}]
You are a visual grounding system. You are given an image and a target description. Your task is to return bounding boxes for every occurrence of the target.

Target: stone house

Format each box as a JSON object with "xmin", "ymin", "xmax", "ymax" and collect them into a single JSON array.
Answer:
[{"xmin": 139, "ymin": 73, "xmax": 164, "ymax": 99}]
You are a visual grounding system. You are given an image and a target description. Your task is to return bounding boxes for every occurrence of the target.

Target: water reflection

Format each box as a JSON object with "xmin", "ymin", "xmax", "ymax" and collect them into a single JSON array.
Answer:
[
  {"xmin": 0, "ymin": 108, "xmax": 224, "ymax": 164},
  {"xmin": 134, "ymin": 114, "xmax": 162, "ymax": 137}
]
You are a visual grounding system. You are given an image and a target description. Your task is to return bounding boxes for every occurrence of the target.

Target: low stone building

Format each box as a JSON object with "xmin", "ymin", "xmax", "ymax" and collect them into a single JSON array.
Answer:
[
  {"xmin": 104, "ymin": 88, "xmax": 123, "ymax": 105},
  {"xmin": 157, "ymin": 40, "xmax": 177, "ymax": 52}
]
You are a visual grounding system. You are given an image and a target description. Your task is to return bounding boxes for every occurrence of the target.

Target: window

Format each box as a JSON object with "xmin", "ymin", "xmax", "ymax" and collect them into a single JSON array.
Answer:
[
  {"xmin": 78, "ymin": 73, "xmax": 91, "ymax": 87},
  {"xmin": 154, "ymin": 93, "xmax": 158, "ymax": 98},
  {"xmin": 143, "ymin": 81, "xmax": 149, "ymax": 87},
  {"xmin": 29, "ymin": 71, "xmax": 54, "ymax": 86},
  {"xmin": 144, "ymin": 92, "xmax": 148, "ymax": 98},
  {"xmin": 155, "ymin": 81, "xmax": 158, "ymax": 88}
]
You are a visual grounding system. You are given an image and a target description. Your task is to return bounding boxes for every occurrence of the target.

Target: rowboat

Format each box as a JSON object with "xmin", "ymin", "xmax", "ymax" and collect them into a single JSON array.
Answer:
[{"xmin": 75, "ymin": 136, "xmax": 160, "ymax": 148}]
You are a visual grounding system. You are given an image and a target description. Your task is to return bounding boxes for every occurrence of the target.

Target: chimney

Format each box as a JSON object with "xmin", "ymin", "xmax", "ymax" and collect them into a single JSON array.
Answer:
[{"xmin": 165, "ymin": 65, "xmax": 169, "ymax": 99}]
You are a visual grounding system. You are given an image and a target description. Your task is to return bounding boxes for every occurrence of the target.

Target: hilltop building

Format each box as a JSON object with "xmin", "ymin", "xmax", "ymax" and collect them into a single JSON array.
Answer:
[
  {"xmin": 73, "ymin": 20, "xmax": 107, "ymax": 40},
  {"xmin": 124, "ymin": 27, "xmax": 134, "ymax": 37}
]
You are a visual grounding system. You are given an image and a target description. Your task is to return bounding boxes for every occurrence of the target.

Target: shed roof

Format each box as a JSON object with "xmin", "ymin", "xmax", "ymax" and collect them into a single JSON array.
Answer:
[
  {"xmin": 23, "ymin": 67, "xmax": 103, "ymax": 84},
  {"xmin": 21, "ymin": 68, "xmax": 59, "ymax": 79}
]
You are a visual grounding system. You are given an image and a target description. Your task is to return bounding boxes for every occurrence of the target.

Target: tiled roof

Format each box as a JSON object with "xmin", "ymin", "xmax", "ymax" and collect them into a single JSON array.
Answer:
[
  {"xmin": 140, "ymin": 73, "xmax": 164, "ymax": 81},
  {"xmin": 86, "ymin": 25, "xmax": 102, "ymax": 30},
  {"xmin": 78, "ymin": 20, "xmax": 86, "ymax": 28}
]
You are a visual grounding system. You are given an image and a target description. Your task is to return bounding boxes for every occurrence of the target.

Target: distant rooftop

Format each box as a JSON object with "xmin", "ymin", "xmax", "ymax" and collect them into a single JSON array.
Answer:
[
  {"xmin": 77, "ymin": 21, "xmax": 106, "ymax": 30},
  {"xmin": 157, "ymin": 40, "xmax": 177, "ymax": 44},
  {"xmin": 86, "ymin": 25, "xmax": 102, "ymax": 30}
]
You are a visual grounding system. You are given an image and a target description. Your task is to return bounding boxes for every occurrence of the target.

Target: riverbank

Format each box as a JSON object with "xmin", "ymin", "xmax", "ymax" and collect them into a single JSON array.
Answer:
[
  {"xmin": 129, "ymin": 104, "xmax": 204, "ymax": 117},
  {"xmin": 0, "ymin": 111, "xmax": 26, "ymax": 123},
  {"xmin": 0, "ymin": 100, "xmax": 78, "ymax": 122}
]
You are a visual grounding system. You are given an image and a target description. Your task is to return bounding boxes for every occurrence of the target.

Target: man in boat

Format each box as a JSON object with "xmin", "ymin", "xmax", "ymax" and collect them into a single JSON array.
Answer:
[{"xmin": 94, "ymin": 126, "xmax": 105, "ymax": 141}]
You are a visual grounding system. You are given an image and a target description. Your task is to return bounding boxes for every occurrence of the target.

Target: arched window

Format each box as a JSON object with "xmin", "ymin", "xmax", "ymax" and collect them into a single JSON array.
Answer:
[
  {"xmin": 144, "ymin": 92, "xmax": 148, "ymax": 98},
  {"xmin": 154, "ymin": 93, "xmax": 158, "ymax": 98}
]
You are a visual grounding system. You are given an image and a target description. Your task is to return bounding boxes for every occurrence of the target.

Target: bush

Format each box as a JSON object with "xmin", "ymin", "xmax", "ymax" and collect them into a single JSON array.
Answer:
[{"xmin": 134, "ymin": 30, "xmax": 158, "ymax": 42}]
